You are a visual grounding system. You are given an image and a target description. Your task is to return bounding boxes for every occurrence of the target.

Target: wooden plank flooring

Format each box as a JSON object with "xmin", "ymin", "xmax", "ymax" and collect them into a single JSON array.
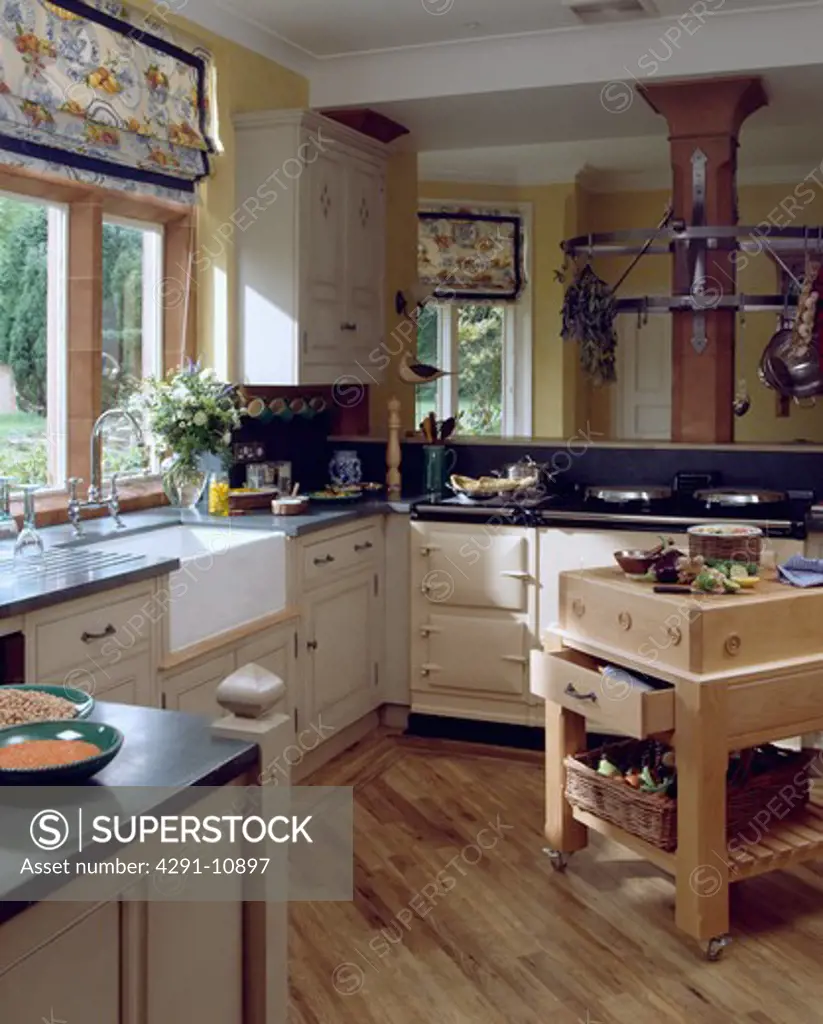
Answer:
[{"xmin": 289, "ymin": 730, "xmax": 823, "ymax": 1024}]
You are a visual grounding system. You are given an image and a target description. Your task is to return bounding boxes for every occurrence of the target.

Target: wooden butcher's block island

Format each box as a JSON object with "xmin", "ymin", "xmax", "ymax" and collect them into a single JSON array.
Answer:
[{"xmin": 531, "ymin": 566, "xmax": 823, "ymax": 960}]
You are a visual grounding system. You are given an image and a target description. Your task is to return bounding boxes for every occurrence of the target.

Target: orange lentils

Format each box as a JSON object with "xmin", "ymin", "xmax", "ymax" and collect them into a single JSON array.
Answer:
[{"xmin": 0, "ymin": 739, "xmax": 100, "ymax": 769}]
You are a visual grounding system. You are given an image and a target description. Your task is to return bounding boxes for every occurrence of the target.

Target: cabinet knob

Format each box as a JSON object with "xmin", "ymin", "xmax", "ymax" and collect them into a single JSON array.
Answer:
[
  {"xmin": 340, "ymin": 322, "xmax": 358, "ymax": 332},
  {"xmin": 667, "ymin": 625, "xmax": 683, "ymax": 646},
  {"xmin": 724, "ymin": 633, "xmax": 742, "ymax": 656},
  {"xmin": 313, "ymin": 554, "xmax": 335, "ymax": 566},
  {"xmin": 306, "ymin": 639, "xmax": 318, "ymax": 651},
  {"xmin": 571, "ymin": 598, "xmax": 586, "ymax": 618},
  {"xmin": 354, "ymin": 541, "xmax": 373, "ymax": 552},
  {"xmin": 618, "ymin": 611, "xmax": 633, "ymax": 631}
]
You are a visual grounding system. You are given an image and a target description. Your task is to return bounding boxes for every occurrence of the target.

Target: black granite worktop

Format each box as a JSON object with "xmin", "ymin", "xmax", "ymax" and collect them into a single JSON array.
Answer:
[
  {"xmin": 0, "ymin": 496, "xmax": 416, "ymax": 621},
  {"xmin": 0, "ymin": 702, "xmax": 258, "ymax": 922},
  {"xmin": 0, "ymin": 551, "xmax": 180, "ymax": 621}
]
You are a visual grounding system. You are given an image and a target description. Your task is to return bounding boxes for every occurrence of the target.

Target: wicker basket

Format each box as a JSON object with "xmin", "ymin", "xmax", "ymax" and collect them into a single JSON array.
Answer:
[
  {"xmin": 687, "ymin": 525, "xmax": 763, "ymax": 564},
  {"xmin": 565, "ymin": 739, "xmax": 811, "ymax": 852}
]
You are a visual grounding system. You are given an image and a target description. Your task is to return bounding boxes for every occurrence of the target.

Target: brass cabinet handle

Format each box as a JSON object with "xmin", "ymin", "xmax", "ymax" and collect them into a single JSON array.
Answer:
[
  {"xmin": 354, "ymin": 542, "xmax": 373, "ymax": 552},
  {"xmin": 725, "ymin": 633, "xmax": 742, "ymax": 656},
  {"xmin": 313, "ymin": 554, "xmax": 335, "ymax": 565},
  {"xmin": 564, "ymin": 683, "xmax": 598, "ymax": 704},
  {"xmin": 81, "ymin": 623, "xmax": 116, "ymax": 643},
  {"xmin": 667, "ymin": 626, "xmax": 682, "ymax": 646},
  {"xmin": 618, "ymin": 611, "xmax": 633, "ymax": 631},
  {"xmin": 572, "ymin": 598, "xmax": 586, "ymax": 618}
]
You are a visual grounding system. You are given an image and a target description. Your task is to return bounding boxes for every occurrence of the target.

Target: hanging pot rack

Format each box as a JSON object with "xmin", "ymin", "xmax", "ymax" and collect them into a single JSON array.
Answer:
[{"xmin": 561, "ymin": 223, "xmax": 823, "ymax": 316}]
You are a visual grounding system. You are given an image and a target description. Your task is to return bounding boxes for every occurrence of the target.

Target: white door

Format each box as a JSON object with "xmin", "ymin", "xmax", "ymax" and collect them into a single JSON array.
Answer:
[
  {"xmin": 306, "ymin": 572, "xmax": 377, "ymax": 731},
  {"xmin": 615, "ymin": 313, "xmax": 672, "ymax": 440},
  {"xmin": 301, "ymin": 148, "xmax": 347, "ymax": 367},
  {"xmin": 344, "ymin": 161, "xmax": 385, "ymax": 357}
]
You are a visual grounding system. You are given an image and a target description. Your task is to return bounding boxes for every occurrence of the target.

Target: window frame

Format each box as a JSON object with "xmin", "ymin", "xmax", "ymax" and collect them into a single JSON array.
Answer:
[
  {"xmin": 0, "ymin": 162, "xmax": 195, "ymax": 500},
  {"xmin": 418, "ymin": 198, "xmax": 533, "ymax": 438}
]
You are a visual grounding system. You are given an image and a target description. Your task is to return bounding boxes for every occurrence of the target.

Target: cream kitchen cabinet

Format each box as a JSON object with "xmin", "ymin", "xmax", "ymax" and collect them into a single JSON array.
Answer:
[
  {"xmin": 24, "ymin": 579, "xmax": 159, "ymax": 706},
  {"xmin": 304, "ymin": 570, "xmax": 380, "ymax": 733},
  {"xmin": 410, "ymin": 521, "xmax": 540, "ymax": 725},
  {"xmin": 296, "ymin": 517, "xmax": 385, "ymax": 735},
  {"xmin": 0, "ymin": 903, "xmax": 120, "ymax": 1023},
  {"xmin": 234, "ymin": 109, "xmax": 387, "ymax": 385},
  {"xmin": 160, "ymin": 617, "xmax": 298, "ymax": 723}
]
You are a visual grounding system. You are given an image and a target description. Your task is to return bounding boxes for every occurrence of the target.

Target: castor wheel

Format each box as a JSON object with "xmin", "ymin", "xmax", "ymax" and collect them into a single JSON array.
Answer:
[
  {"xmin": 705, "ymin": 934, "xmax": 732, "ymax": 961},
  {"xmin": 542, "ymin": 847, "xmax": 570, "ymax": 872}
]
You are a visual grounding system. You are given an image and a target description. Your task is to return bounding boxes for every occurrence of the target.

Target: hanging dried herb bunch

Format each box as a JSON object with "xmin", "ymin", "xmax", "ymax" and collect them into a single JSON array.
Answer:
[{"xmin": 558, "ymin": 262, "xmax": 618, "ymax": 385}]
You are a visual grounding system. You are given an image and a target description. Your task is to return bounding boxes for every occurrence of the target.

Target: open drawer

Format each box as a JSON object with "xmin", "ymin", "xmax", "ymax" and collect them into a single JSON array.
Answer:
[{"xmin": 532, "ymin": 648, "xmax": 674, "ymax": 739}]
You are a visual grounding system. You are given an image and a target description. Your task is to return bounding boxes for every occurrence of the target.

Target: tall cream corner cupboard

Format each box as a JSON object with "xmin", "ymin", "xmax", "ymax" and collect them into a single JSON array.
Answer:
[{"xmin": 233, "ymin": 109, "xmax": 387, "ymax": 385}]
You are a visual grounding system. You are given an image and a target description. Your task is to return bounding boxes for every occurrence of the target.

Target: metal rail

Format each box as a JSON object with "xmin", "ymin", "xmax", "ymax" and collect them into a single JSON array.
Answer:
[{"xmin": 562, "ymin": 224, "xmax": 823, "ymax": 257}]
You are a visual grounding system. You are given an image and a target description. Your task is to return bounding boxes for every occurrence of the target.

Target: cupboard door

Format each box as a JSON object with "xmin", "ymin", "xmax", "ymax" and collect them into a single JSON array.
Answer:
[
  {"xmin": 344, "ymin": 160, "xmax": 385, "ymax": 358},
  {"xmin": 301, "ymin": 148, "xmax": 347, "ymax": 367},
  {"xmin": 419, "ymin": 612, "xmax": 529, "ymax": 698},
  {"xmin": 162, "ymin": 653, "xmax": 235, "ymax": 718},
  {"xmin": 419, "ymin": 527, "xmax": 531, "ymax": 611},
  {"xmin": 0, "ymin": 903, "xmax": 119, "ymax": 1023},
  {"xmin": 307, "ymin": 572, "xmax": 377, "ymax": 732}
]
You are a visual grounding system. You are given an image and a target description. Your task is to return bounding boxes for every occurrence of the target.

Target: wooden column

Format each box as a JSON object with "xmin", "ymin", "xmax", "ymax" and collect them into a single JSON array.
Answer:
[
  {"xmin": 639, "ymin": 77, "xmax": 768, "ymax": 443},
  {"xmin": 67, "ymin": 195, "xmax": 103, "ymax": 485},
  {"xmin": 163, "ymin": 212, "xmax": 197, "ymax": 372}
]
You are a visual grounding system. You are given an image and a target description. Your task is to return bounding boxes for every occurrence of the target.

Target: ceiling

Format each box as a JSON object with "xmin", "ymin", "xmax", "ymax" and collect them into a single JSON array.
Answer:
[
  {"xmin": 200, "ymin": 0, "xmax": 810, "ymax": 58},
  {"xmin": 184, "ymin": 0, "xmax": 823, "ymax": 190}
]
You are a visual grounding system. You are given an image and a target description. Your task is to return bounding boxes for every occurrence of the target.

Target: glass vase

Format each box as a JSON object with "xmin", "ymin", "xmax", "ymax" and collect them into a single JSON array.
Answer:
[{"xmin": 162, "ymin": 457, "xmax": 208, "ymax": 509}]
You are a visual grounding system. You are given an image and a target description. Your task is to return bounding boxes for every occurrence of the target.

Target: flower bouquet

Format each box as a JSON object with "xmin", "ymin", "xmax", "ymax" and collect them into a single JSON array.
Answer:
[{"xmin": 134, "ymin": 362, "xmax": 244, "ymax": 507}]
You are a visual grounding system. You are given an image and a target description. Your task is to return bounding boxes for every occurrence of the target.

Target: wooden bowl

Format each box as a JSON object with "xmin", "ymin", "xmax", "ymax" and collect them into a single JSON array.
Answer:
[
  {"xmin": 228, "ymin": 488, "xmax": 278, "ymax": 514},
  {"xmin": 271, "ymin": 497, "xmax": 309, "ymax": 516},
  {"xmin": 614, "ymin": 550, "xmax": 656, "ymax": 575}
]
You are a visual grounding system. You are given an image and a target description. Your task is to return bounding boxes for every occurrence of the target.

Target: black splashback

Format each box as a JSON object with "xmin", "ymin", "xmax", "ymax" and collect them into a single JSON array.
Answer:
[
  {"xmin": 231, "ymin": 414, "xmax": 334, "ymax": 492},
  {"xmin": 324, "ymin": 438, "xmax": 823, "ymax": 500}
]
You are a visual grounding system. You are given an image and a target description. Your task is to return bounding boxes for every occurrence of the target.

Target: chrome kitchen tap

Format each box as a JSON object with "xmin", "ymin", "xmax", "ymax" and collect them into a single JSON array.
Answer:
[{"xmin": 67, "ymin": 408, "xmax": 147, "ymax": 534}]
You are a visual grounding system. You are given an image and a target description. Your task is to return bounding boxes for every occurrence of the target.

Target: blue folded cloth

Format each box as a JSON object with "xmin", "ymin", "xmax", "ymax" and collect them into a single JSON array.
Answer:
[{"xmin": 778, "ymin": 555, "xmax": 823, "ymax": 587}]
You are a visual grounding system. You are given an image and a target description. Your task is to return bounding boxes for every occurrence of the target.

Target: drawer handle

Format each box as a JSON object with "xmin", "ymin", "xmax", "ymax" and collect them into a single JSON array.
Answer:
[
  {"xmin": 725, "ymin": 633, "xmax": 742, "ymax": 656},
  {"xmin": 667, "ymin": 626, "xmax": 682, "ymax": 646},
  {"xmin": 354, "ymin": 542, "xmax": 373, "ymax": 552},
  {"xmin": 564, "ymin": 683, "xmax": 598, "ymax": 704},
  {"xmin": 618, "ymin": 611, "xmax": 633, "ymax": 631},
  {"xmin": 307, "ymin": 640, "xmax": 318, "ymax": 651},
  {"xmin": 313, "ymin": 554, "xmax": 336, "ymax": 566},
  {"xmin": 572, "ymin": 598, "xmax": 586, "ymax": 618},
  {"xmin": 81, "ymin": 623, "xmax": 116, "ymax": 643}
]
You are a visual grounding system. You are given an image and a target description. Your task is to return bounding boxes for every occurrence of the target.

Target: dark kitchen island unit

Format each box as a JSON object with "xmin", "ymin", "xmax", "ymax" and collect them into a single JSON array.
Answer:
[{"xmin": 0, "ymin": 701, "xmax": 291, "ymax": 1024}]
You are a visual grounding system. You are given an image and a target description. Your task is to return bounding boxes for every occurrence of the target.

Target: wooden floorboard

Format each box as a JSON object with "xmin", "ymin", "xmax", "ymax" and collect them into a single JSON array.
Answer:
[{"xmin": 289, "ymin": 729, "xmax": 823, "ymax": 1024}]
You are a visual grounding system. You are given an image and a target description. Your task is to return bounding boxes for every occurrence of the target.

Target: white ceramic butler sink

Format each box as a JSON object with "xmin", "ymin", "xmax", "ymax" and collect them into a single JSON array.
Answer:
[{"xmin": 87, "ymin": 526, "xmax": 287, "ymax": 653}]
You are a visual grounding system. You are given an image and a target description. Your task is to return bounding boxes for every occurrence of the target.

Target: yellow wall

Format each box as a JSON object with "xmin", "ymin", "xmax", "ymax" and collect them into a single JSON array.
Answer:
[
  {"xmin": 369, "ymin": 152, "xmax": 419, "ymax": 435},
  {"xmin": 419, "ymin": 180, "xmax": 584, "ymax": 437}
]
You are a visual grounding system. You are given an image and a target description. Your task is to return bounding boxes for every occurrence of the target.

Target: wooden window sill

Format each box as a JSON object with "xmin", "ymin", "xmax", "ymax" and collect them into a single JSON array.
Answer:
[{"xmin": 10, "ymin": 479, "xmax": 168, "ymax": 529}]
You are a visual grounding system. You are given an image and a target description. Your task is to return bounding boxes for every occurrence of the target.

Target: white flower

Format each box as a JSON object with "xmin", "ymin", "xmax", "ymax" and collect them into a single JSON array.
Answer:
[
  {"xmin": 193, "ymin": 411, "xmax": 208, "ymax": 427},
  {"xmin": 223, "ymin": 432, "xmax": 232, "ymax": 445}
]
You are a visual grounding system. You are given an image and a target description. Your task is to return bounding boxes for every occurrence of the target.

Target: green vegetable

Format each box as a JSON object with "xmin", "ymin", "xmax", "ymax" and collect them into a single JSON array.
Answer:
[
  {"xmin": 722, "ymin": 577, "xmax": 741, "ymax": 593},
  {"xmin": 729, "ymin": 563, "xmax": 748, "ymax": 581},
  {"xmin": 597, "ymin": 755, "xmax": 622, "ymax": 778}
]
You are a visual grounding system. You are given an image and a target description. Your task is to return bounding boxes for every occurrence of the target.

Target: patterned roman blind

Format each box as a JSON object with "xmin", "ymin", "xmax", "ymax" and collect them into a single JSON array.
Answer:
[
  {"xmin": 417, "ymin": 207, "xmax": 525, "ymax": 302},
  {"xmin": 0, "ymin": 0, "xmax": 217, "ymax": 203}
]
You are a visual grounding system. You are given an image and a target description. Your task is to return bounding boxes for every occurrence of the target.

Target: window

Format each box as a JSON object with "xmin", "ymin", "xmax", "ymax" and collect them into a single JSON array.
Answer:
[
  {"xmin": 415, "ymin": 304, "xmax": 509, "ymax": 437},
  {"xmin": 101, "ymin": 217, "xmax": 163, "ymax": 479},
  {"xmin": 0, "ymin": 193, "xmax": 66, "ymax": 487}
]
